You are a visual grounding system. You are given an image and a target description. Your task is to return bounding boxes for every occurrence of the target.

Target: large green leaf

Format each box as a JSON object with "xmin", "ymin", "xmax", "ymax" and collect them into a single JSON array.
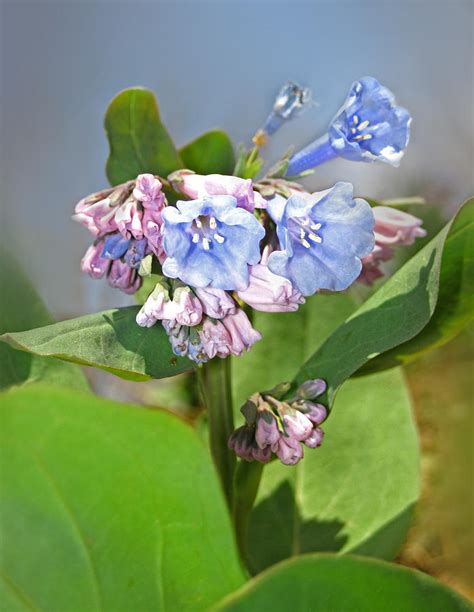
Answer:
[
  {"xmin": 359, "ymin": 198, "xmax": 474, "ymax": 374},
  {"xmin": 215, "ymin": 554, "xmax": 471, "ymax": 612},
  {"xmin": 294, "ymin": 203, "xmax": 466, "ymax": 404},
  {"xmin": 0, "ymin": 249, "xmax": 88, "ymax": 391},
  {"xmin": 105, "ymin": 88, "xmax": 183, "ymax": 185},
  {"xmin": 245, "ymin": 369, "xmax": 419, "ymax": 574},
  {"xmin": 179, "ymin": 129, "xmax": 235, "ymax": 175},
  {"xmin": 0, "ymin": 306, "xmax": 193, "ymax": 381},
  {"xmin": 0, "ymin": 385, "xmax": 245, "ymax": 611}
]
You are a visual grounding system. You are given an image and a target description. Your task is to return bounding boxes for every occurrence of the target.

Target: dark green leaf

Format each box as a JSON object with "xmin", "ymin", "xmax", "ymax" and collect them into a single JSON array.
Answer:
[
  {"xmin": 105, "ymin": 88, "xmax": 183, "ymax": 185},
  {"xmin": 0, "ymin": 248, "xmax": 89, "ymax": 391},
  {"xmin": 359, "ymin": 198, "xmax": 474, "ymax": 374},
  {"xmin": 245, "ymin": 369, "xmax": 419, "ymax": 573},
  {"xmin": 215, "ymin": 554, "xmax": 471, "ymax": 612},
  {"xmin": 179, "ymin": 130, "xmax": 235, "ymax": 175},
  {"xmin": 0, "ymin": 385, "xmax": 245, "ymax": 611},
  {"xmin": 0, "ymin": 306, "xmax": 192, "ymax": 381}
]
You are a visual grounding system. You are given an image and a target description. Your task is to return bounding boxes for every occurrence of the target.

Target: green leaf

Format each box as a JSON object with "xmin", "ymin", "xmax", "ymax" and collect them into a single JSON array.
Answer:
[
  {"xmin": 0, "ymin": 385, "xmax": 245, "ymax": 611},
  {"xmin": 0, "ymin": 248, "xmax": 89, "ymax": 391},
  {"xmin": 0, "ymin": 306, "xmax": 193, "ymax": 381},
  {"xmin": 359, "ymin": 198, "xmax": 474, "ymax": 374},
  {"xmin": 245, "ymin": 369, "xmax": 419, "ymax": 574},
  {"xmin": 105, "ymin": 88, "xmax": 183, "ymax": 185},
  {"xmin": 179, "ymin": 129, "xmax": 235, "ymax": 175},
  {"xmin": 215, "ymin": 554, "xmax": 471, "ymax": 612}
]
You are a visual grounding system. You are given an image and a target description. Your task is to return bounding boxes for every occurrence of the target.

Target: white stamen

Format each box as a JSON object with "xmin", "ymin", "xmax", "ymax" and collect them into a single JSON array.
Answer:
[
  {"xmin": 353, "ymin": 115, "xmax": 359, "ymax": 125},
  {"xmin": 195, "ymin": 219, "xmax": 202, "ymax": 228},
  {"xmin": 301, "ymin": 218, "xmax": 310, "ymax": 226},
  {"xmin": 192, "ymin": 233, "xmax": 200, "ymax": 243},
  {"xmin": 311, "ymin": 223, "xmax": 321, "ymax": 230},
  {"xmin": 202, "ymin": 238, "xmax": 211, "ymax": 250},
  {"xmin": 209, "ymin": 216, "xmax": 217, "ymax": 229},
  {"xmin": 299, "ymin": 228, "xmax": 306, "ymax": 239},
  {"xmin": 301, "ymin": 238, "xmax": 311, "ymax": 249},
  {"xmin": 358, "ymin": 119, "xmax": 370, "ymax": 130},
  {"xmin": 308, "ymin": 233, "xmax": 322, "ymax": 243},
  {"xmin": 361, "ymin": 133, "xmax": 373, "ymax": 140},
  {"xmin": 351, "ymin": 127, "xmax": 357, "ymax": 134},
  {"xmin": 214, "ymin": 233, "xmax": 225, "ymax": 244}
]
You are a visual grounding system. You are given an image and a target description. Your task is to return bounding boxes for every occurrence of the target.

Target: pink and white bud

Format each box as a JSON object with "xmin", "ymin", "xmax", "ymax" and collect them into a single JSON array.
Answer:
[
  {"xmin": 255, "ymin": 409, "xmax": 281, "ymax": 449},
  {"xmin": 303, "ymin": 402, "xmax": 328, "ymax": 425},
  {"xmin": 133, "ymin": 174, "xmax": 164, "ymax": 208},
  {"xmin": 251, "ymin": 443, "xmax": 272, "ymax": 463},
  {"xmin": 199, "ymin": 319, "xmax": 234, "ymax": 359},
  {"xmin": 194, "ymin": 287, "xmax": 237, "ymax": 319},
  {"xmin": 115, "ymin": 196, "xmax": 144, "ymax": 240},
  {"xmin": 273, "ymin": 436, "xmax": 303, "ymax": 465},
  {"xmin": 220, "ymin": 310, "xmax": 262, "ymax": 356},
  {"xmin": 304, "ymin": 427, "xmax": 324, "ymax": 449},
  {"xmin": 172, "ymin": 287, "xmax": 203, "ymax": 327},
  {"xmin": 282, "ymin": 408, "xmax": 313, "ymax": 441},
  {"xmin": 80, "ymin": 242, "xmax": 110, "ymax": 279},
  {"xmin": 142, "ymin": 207, "xmax": 165, "ymax": 261},
  {"xmin": 358, "ymin": 243, "xmax": 394, "ymax": 286},
  {"xmin": 107, "ymin": 260, "xmax": 140, "ymax": 294},
  {"xmin": 169, "ymin": 171, "xmax": 263, "ymax": 212},
  {"xmin": 136, "ymin": 282, "xmax": 174, "ymax": 326},
  {"xmin": 238, "ymin": 263, "xmax": 305, "ymax": 312},
  {"xmin": 373, "ymin": 206, "xmax": 426, "ymax": 246},
  {"xmin": 73, "ymin": 198, "xmax": 118, "ymax": 237}
]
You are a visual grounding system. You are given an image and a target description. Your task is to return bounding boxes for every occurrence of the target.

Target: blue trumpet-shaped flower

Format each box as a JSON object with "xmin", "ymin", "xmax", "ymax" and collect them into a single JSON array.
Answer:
[
  {"xmin": 286, "ymin": 77, "xmax": 411, "ymax": 175},
  {"xmin": 267, "ymin": 182, "xmax": 375, "ymax": 296},
  {"xmin": 161, "ymin": 196, "xmax": 265, "ymax": 290}
]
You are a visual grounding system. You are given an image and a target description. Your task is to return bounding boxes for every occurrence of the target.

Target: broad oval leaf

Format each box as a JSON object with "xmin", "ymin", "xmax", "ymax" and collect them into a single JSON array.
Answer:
[
  {"xmin": 215, "ymin": 554, "xmax": 471, "ymax": 612},
  {"xmin": 0, "ymin": 385, "xmax": 245, "ymax": 611},
  {"xmin": 179, "ymin": 129, "xmax": 235, "ymax": 175},
  {"xmin": 0, "ymin": 248, "xmax": 88, "ymax": 391},
  {"xmin": 105, "ymin": 88, "xmax": 183, "ymax": 185},
  {"xmin": 245, "ymin": 369, "xmax": 419, "ymax": 574},
  {"xmin": 0, "ymin": 306, "xmax": 192, "ymax": 381},
  {"xmin": 358, "ymin": 198, "xmax": 474, "ymax": 375}
]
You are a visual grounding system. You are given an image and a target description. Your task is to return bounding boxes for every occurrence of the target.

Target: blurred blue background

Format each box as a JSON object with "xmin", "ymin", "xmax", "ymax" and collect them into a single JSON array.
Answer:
[{"xmin": 1, "ymin": 0, "xmax": 473, "ymax": 318}]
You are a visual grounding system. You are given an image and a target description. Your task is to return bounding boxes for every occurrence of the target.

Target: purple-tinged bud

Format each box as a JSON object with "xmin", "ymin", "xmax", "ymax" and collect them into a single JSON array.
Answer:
[
  {"xmin": 80, "ymin": 242, "xmax": 110, "ymax": 279},
  {"xmin": 136, "ymin": 309, "xmax": 157, "ymax": 328},
  {"xmin": 301, "ymin": 401, "xmax": 328, "ymax": 425},
  {"xmin": 194, "ymin": 287, "xmax": 237, "ymax": 319},
  {"xmin": 163, "ymin": 322, "xmax": 190, "ymax": 357},
  {"xmin": 228, "ymin": 426, "xmax": 255, "ymax": 462},
  {"xmin": 102, "ymin": 232, "xmax": 131, "ymax": 260},
  {"xmin": 72, "ymin": 198, "xmax": 118, "ymax": 237},
  {"xmin": 133, "ymin": 174, "xmax": 164, "ymax": 208},
  {"xmin": 373, "ymin": 206, "xmax": 426, "ymax": 247},
  {"xmin": 136, "ymin": 281, "xmax": 172, "ymax": 326},
  {"xmin": 199, "ymin": 318, "xmax": 233, "ymax": 359},
  {"xmin": 273, "ymin": 436, "xmax": 303, "ymax": 465},
  {"xmin": 124, "ymin": 238, "xmax": 148, "ymax": 269},
  {"xmin": 115, "ymin": 195, "xmax": 143, "ymax": 240},
  {"xmin": 304, "ymin": 427, "xmax": 324, "ymax": 449},
  {"xmin": 187, "ymin": 328, "xmax": 209, "ymax": 364},
  {"xmin": 220, "ymin": 310, "xmax": 262, "ymax": 356},
  {"xmin": 296, "ymin": 378, "xmax": 326, "ymax": 400},
  {"xmin": 172, "ymin": 286, "xmax": 203, "ymax": 327},
  {"xmin": 74, "ymin": 187, "xmax": 115, "ymax": 212},
  {"xmin": 358, "ymin": 243, "xmax": 393, "ymax": 286},
  {"xmin": 142, "ymin": 206, "xmax": 165, "ymax": 262},
  {"xmin": 255, "ymin": 407, "xmax": 281, "ymax": 449},
  {"xmin": 237, "ymin": 263, "xmax": 305, "ymax": 313},
  {"xmin": 251, "ymin": 443, "xmax": 272, "ymax": 464},
  {"xmin": 107, "ymin": 260, "xmax": 140, "ymax": 294},
  {"xmin": 282, "ymin": 408, "xmax": 313, "ymax": 441}
]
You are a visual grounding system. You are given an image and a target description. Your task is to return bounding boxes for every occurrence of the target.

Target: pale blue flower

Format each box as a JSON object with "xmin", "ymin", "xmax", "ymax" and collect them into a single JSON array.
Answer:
[
  {"xmin": 286, "ymin": 77, "xmax": 411, "ymax": 175},
  {"xmin": 161, "ymin": 196, "xmax": 265, "ymax": 291},
  {"xmin": 267, "ymin": 182, "xmax": 375, "ymax": 296}
]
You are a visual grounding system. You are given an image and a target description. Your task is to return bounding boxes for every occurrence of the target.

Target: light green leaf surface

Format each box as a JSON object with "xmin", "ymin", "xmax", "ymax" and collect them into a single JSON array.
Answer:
[
  {"xmin": 179, "ymin": 130, "xmax": 235, "ymax": 175},
  {"xmin": 0, "ymin": 248, "xmax": 88, "ymax": 391},
  {"xmin": 105, "ymin": 88, "xmax": 183, "ymax": 185},
  {"xmin": 1, "ymin": 306, "xmax": 193, "ymax": 381},
  {"xmin": 0, "ymin": 385, "xmax": 245, "ymax": 611},
  {"xmin": 215, "ymin": 554, "xmax": 472, "ymax": 612}
]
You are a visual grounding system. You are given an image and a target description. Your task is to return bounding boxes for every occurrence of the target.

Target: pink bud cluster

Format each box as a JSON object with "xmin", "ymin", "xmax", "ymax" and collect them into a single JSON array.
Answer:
[
  {"xmin": 359, "ymin": 206, "xmax": 427, "ymax": 285},
  {"xmin": 228, "ymin": 379, "xmax": 328, "ymax": 465}
]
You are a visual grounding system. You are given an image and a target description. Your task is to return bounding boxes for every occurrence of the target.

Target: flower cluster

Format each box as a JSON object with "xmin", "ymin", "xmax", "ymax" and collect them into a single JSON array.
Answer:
[
  {"xmin": 228, "ymin": 379, "xmax": 328, "ymax": 465},
  {"xmin": 73, "ymin": 76, "xmax": 426, "ymax": 363}
]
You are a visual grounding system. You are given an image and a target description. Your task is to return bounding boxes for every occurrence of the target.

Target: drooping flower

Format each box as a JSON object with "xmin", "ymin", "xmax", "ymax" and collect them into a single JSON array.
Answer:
[
  {"xmin": 285, "ymin": 77, "xmax": 411, "ymax": 175},
  {"xmin": 194, "ymin": 287, "xmax": 237, "ymax": 319},
  {"xmin": 80, "ymin": 241, "xmax": 110, "ymax": 279},
  {"xmin": 267, "ymin": 182, "xmax": 375, "ymax": 296},
  {"xmin": 107, "ymin": 259, "xmax": 141, "ymax": 294},
  {"xmin": 219, "ymin": 310, "xmax": 262, "ymax": 355},
  {"xmin": 161, "ymin": 195, "xmax": 265, "ymax": 290},
  {"xmin": 136, "ymin": 281, "xmax": 203, "ymax": 329},
  {"xmin": 72, "ymin": 181, "xmax": 134, "ymax": 236},
  {"xmin": 169, "ymin": 171, "xmax": 266, "ymax": 212},
  {"xmin": 133, "ymin": 174, "xmax": 164, "ymax": 207},
  {"xmin": 237, "ymin": 262, "xmax": 305, "ymax": 312}
]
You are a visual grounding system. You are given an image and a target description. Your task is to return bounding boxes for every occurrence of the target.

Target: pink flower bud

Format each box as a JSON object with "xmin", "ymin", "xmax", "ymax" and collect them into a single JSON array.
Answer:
[
  {"xmin": 304, "ymin": 427, "xmax": 324, "ymax": 448},
  {"xmin": 282, "ymin": 408, "xmax": 313, "ymax": 441},
  {"xmin": 220, "ymin": 310, "xmax": 262, "ymax": 356},
  {"xmin": 199, "ymin": 318, "xmax": 233, "ymax": 359},
  {"xmin": 194, "ymin": 287, "xmax": 237, "ymax": 319},
  {"xmin": 228, "ymin": 426, "xmax": 254, "ymax": 461},
  {"xmin": 133, "ymin": 174, "xmax": 164, "ymax": 208},
  {"xmin": 296, "ymin": 378, "xmax": 326, "ymax": 400},
  {"xmin": 72, "ymin": 198, "xmax": 118, "ymax": 237},
  {"xmin": 251, "ymin": 443, "xmax": 272, "ymax": 463},
  {"xmin": 238, "ymin": 263, "xmax": 305, "ymax": 312},
  {"xmin": 172, "ymin": 287, "xmax": 203, "ymax": 327},
  {"xmin": 142, "ymin": 207, "xmax": 165, "ymax": 261},
  {"xmin": 107, "ymin": 260, "xmax": 140, "ymax": 294},
  {"xmin": 136, "ymin": 282, "xmax": 173, "ymax": 326},
  {"xmin": 273, "ymin": 436, "xmax": 303, "ymax": 465},
  {"xmin": 115, "ymin": 196, "xmax": 144, "ymax": 240},
  {"xmin": 169, "ymin": 171, "xmax": 263, "ymax": 212},
  {"xmin": 373, "ymin": 206, "xmax": 426, "ymax": 246},
  {"xmin": 255, "ymin": 409, "xmax": 281, "ymax": 449},
  {"xmin": 80, "ymin": 242, "xmax": 110, "ymax": 279},
  {"xmin": 303, "ymin": 402, "xmax": 328, "ymax": 425},
  {"xmin": 358, "ymin": 243, "xmax": 394, "ymax": 286}
]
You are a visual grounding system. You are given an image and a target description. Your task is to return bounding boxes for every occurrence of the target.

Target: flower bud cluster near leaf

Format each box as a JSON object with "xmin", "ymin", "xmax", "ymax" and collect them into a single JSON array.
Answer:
[{"xmin": 73, "ymin": 76, "xmax": 424, "ymax": 374}]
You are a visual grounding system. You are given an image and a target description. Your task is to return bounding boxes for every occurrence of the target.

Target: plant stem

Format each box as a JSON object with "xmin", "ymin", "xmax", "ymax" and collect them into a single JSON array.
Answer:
[
  {"xmin": 233, "ymin": 460, "xmax": 264, "ymax": 566},
  {"xmin": 198, "ymin": 358, "xmax": 236, "ymax": 509}
]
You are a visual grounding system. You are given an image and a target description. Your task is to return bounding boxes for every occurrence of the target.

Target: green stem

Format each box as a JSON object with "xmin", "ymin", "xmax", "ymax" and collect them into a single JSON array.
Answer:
[
  {"xmin": 198, "ymin": 358, "xmax": 236, "ymax": 508},
  {"xmin": 233, "ymin": 460, "xmax": 264, "ymax": 566}
]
